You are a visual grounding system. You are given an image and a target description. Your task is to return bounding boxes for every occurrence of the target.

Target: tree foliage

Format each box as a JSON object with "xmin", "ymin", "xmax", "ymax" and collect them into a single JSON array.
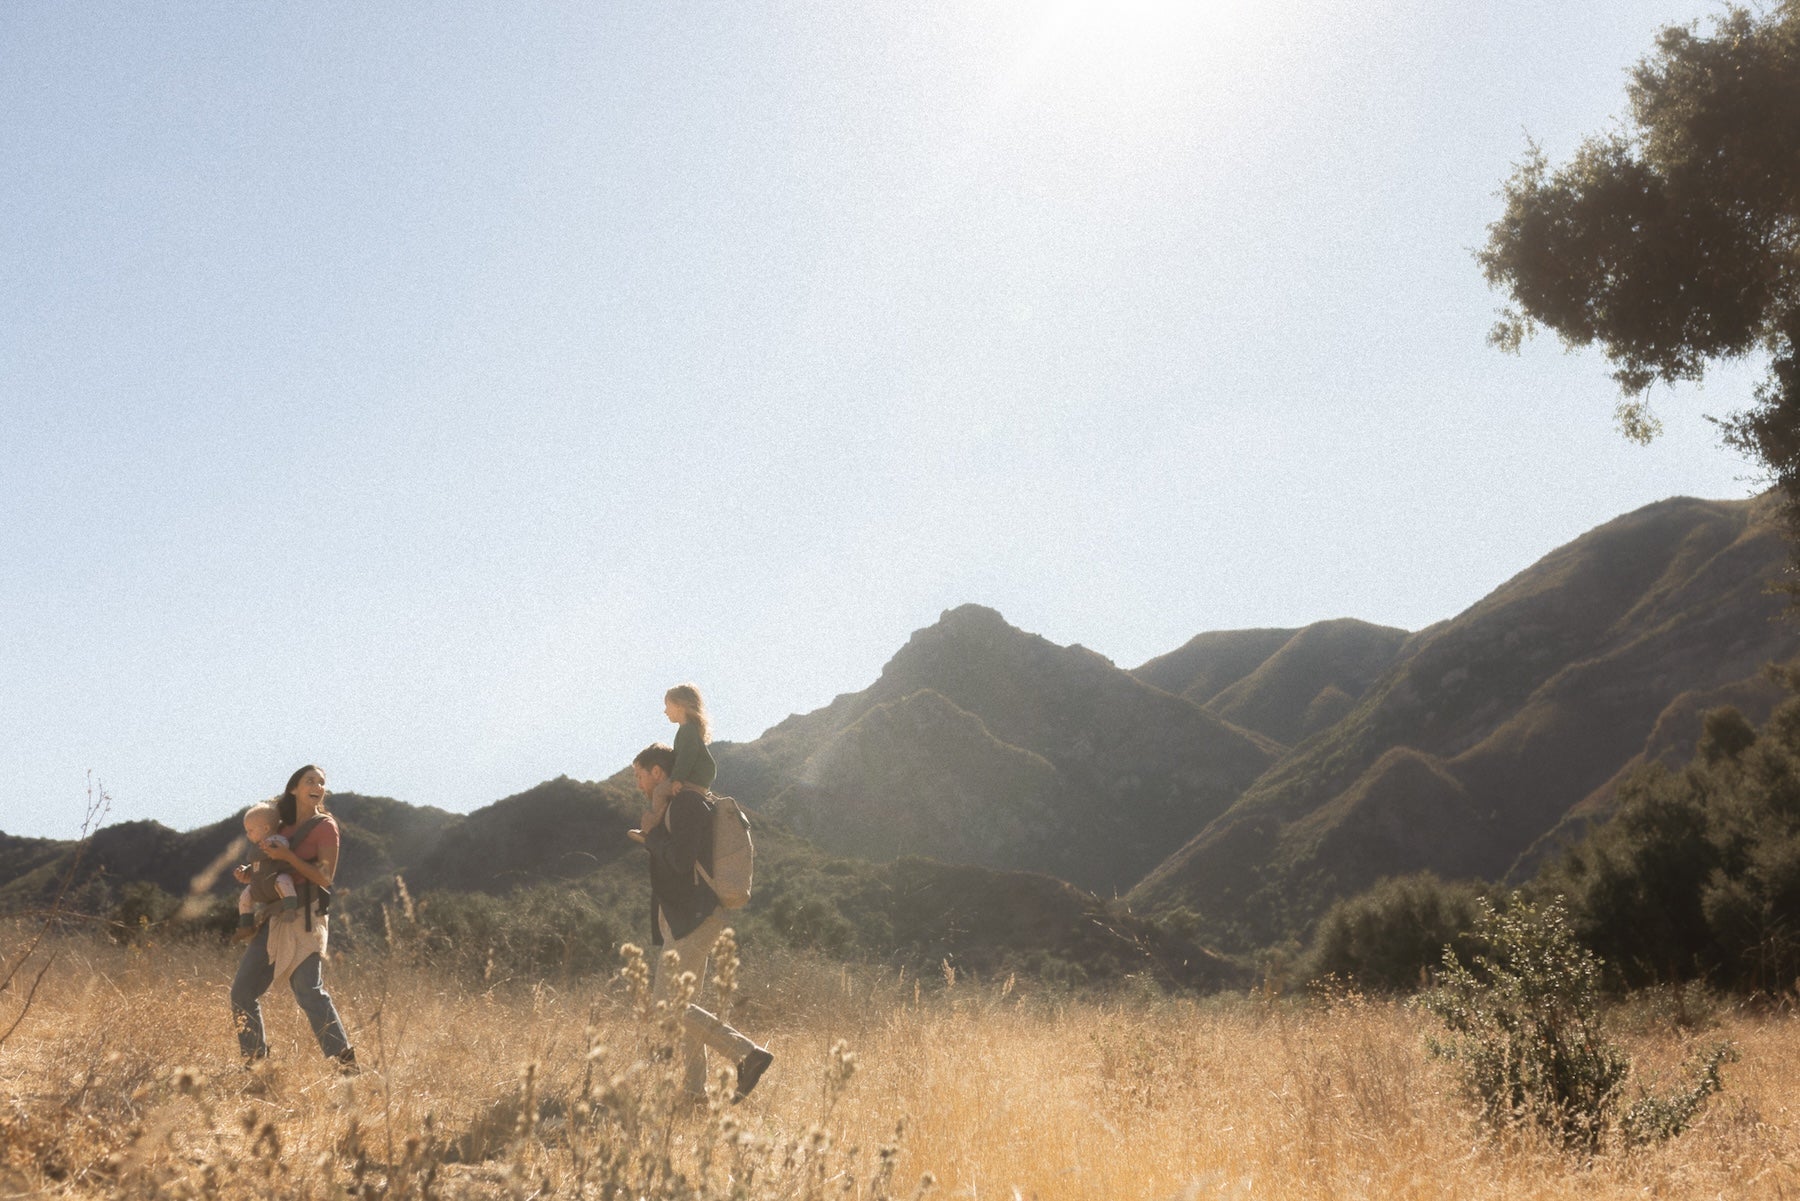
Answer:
[
  {"xmin": 1537, "ymin": 700, "xmax": 1800, "ymax": 992},
  {"xmin": 1480, "ymin": 3, "xmax": 1800, "ymax": 525},
  {"xmin": 1303, "ymin": 871, "xmax": 1492, "ymax": 992}
]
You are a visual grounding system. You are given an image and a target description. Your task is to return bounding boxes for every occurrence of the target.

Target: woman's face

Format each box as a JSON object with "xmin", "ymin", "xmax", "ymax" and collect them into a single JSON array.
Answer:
[{"xmin": 293, "ymin": 768, "xmax": 327, "ymax": 810}]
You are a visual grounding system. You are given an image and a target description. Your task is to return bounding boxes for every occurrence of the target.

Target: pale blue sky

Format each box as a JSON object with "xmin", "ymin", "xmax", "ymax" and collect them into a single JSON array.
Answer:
[{"xmin": 3, "ymin": 1, "xmax": 1763, "ymax": 839}]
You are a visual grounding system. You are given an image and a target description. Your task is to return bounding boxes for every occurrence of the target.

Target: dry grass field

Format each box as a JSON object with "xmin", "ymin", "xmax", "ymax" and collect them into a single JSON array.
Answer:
[{"xmin": 2, "ymin": 925, "xmax": 1797, "ymax": 1199}]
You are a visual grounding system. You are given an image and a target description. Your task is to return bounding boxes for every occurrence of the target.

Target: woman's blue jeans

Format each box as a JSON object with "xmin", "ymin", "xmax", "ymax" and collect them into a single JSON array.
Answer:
[{"xmin": 229, "ymin": 923, "xmax": 350, "ymax": 1059}]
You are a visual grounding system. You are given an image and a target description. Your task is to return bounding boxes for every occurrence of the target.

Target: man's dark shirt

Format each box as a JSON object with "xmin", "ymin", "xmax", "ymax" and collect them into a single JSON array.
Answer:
[{"xmin": 645, "ymin": 790, "xmax": 717, "ymax": 944}]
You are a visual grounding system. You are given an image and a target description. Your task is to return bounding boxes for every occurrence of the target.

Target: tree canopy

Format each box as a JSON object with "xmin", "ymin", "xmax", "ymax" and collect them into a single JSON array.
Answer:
[{"xmin": 1481, "ymin": 2, "xmax": 1800, "ymax": 529}]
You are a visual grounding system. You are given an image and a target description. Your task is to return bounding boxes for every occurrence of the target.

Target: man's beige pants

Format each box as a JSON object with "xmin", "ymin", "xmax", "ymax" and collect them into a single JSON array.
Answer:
[{"xmin": 652, "ymin": 910, "xmax": 758, "ymax": 1097}]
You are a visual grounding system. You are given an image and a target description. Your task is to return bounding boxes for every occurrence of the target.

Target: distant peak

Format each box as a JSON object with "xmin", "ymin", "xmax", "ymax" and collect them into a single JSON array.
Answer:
[
  {"xmin": 937, "ymin": 603, "xmax": 1009, "ymax": 628},
  {"xmin": 876, "ymin": 605, "xmax": 1032, "ymax": 686}
]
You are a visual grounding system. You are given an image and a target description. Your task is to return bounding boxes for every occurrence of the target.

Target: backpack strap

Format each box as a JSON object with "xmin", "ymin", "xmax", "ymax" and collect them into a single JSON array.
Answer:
[
  {"xmin": 286, "ymin": 815, "xmax": 332, "ymax": 932},
  {"xmin": 289, "ymin": 815, "xmax": 328, "ymax": 846},
  {"xmin": 689, "ymin": 795, "xmax": 718, "ymax": 890}
]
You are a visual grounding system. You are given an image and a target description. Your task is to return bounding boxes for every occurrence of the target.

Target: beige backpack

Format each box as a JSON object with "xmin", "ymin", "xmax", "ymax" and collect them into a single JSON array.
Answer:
[{"xmin": 694, "ymin": 793, "xmax": 755, "ymax": 910}]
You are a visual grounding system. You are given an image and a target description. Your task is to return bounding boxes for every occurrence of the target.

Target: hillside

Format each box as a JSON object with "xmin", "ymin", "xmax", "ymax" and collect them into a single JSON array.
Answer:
[
  {"xmin": 1131, "ymin": 494, "xmax": 1799, "ymax": 949},
  {"xmin": 0, "ymin": 794, "xmax": 464, "ymax": 911},
  {"xmin": 1131, "ymin": 628, "xmax": 1300, "ymax": 703},
  {"xmin": 1508, "ymin": 667, "xmax": 1795, "ymax": 878},
  {"xmin": 714, "ymin": 604, "xmax": 1281, "ymax": 895},
  {"xmin": 0, "ymin": 778, "xmax": 1243, "ymax": 991},
  {"xmin": 1133, "ymin": 618, "xmax": 1410, "ymax": 745},
  {"xmin": 398, "ymin": 775, "xmax": 642, "ymax": 894}
]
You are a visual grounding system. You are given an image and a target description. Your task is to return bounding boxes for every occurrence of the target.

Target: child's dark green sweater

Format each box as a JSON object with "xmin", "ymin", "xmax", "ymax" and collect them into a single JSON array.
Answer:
[{"xmin": 672, "ymin": 719, "xmax": 716, "ymax": 791}]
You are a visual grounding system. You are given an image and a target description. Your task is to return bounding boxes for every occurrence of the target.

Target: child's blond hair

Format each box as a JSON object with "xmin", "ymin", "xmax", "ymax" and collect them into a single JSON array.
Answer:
[{"xmin": 665, "ymin": 683, "xmax": 711, "ymax": 743}]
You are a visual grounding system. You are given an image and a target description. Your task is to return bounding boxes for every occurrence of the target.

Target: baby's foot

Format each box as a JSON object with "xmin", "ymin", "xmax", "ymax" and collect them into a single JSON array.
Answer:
[{"xmin": 627, "ymin": 828, "xmax": 646, "ymax": 844}]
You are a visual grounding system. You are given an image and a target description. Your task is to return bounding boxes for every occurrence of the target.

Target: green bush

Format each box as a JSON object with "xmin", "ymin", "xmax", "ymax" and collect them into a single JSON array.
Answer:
[
  {"xmin": 1619, "ymin": 1042, "xmax": 1739, "ymax": 1145},
  {"xmin": 1421, "ymin": 898, "xmax": 1730, "ymax": 1151},
  {"xmin": 1303, "ymin": 871, "xmax": 1490, "ymax": 991}
]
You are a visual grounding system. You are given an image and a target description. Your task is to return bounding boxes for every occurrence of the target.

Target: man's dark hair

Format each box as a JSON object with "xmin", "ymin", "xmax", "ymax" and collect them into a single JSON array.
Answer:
[{"xmin": 633, "ymin": 743, "xmax": 676, "ymax": 774}]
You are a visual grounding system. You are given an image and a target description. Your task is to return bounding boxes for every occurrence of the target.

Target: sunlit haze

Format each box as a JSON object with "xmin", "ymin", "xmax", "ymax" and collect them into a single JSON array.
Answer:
[{"xmin": 2, "ymin": 0, "xmax": 1764, "ymax": 838}]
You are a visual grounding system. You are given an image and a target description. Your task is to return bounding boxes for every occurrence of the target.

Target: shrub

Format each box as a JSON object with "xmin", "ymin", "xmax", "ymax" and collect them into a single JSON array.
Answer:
[
  {"xmin": 1421, "ymin": 898, "xmax": 1731, "ymax": 1150},
  {"xmin": 1303, "ymin": 872, "xmax": 1490, "ymax": 992},
  {"xmin": 1619, "ymin": 1042, "xmax": 1739, "ymax": 1145}
]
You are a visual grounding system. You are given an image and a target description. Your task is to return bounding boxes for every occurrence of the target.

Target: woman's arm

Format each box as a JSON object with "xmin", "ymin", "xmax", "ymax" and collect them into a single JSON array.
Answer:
[{"xmin": 262, "ymin": 839, "xmax": 338, "ymax": 888}]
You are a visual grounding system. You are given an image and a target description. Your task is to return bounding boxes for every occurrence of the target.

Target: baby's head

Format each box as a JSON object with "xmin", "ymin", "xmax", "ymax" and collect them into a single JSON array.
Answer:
[{"xmin": 242, "ymin": 801, "xmax": 282, "ymax": 844}]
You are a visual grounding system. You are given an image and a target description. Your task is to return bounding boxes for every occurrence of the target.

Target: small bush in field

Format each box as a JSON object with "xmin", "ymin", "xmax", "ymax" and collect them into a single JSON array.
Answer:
[
  {"xmin": 1421, "ymin": 898, "xmax": 1731, "ymax": 1151},
  {"xmin": 1421, "ymin": 899, "xmax": 1626, "ymax": 1149},
  {"xmin": 1304, "ymin": 871, "xmax": 1491, "ymax": 991},
  {"xmin": 1619, "ymin": 1042, "xmax": 1738, "ymax": 1145}
]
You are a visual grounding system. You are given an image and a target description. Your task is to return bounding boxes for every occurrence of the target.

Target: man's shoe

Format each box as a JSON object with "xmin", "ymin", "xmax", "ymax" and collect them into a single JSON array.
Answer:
[
  {"xmin": 335, "ymin": 1048, "xmax": 360, "ymax": 1076},
  {"xmin": 734, "ymin": 1047, "xmax": 773, "ymax": 1103}
]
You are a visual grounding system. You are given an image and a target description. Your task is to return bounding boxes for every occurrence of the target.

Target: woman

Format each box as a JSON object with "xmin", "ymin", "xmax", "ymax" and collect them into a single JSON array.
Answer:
[{"xmin": 228, "ymin": 764, "xmax": 357, "ymax": 1071}]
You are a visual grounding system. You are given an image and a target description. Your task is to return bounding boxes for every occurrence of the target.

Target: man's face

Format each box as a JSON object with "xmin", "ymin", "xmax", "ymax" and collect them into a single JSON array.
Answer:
[{"xmin": 633, "ymin": 765, "xmax": 660, "ymax": 797}]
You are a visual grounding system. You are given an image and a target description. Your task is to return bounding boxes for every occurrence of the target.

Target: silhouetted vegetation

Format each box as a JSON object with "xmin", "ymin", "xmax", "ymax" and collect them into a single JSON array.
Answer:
[
  {"xmin": 1535, "ymin": 699, "xmax": 1800, "ymax": 993},
  {"xmin": 1304, "ymin": 872, "xmax": 1491, "ymax": 992},
  {"xmin": 1481, "ymin": 2, "xmax": 1800, "ymax": 570},
  {"xmin": 1304, "ymin": 694, "xmax": 1800, "ymax": 999}
]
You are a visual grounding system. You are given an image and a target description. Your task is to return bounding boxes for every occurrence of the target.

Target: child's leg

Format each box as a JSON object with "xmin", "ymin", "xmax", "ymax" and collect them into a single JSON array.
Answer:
[
  {"xmin": 632, "ymin": 779, "xmax": 675, "ymax": 843},
  {"xmin": 238, "ymin": 885, "xmax": 256, "ymax": 927},
  {"xmin": 276, "ymin": 873, "xmax": 299, "ymax": 910},
  {"xmin": 648, "ymin": 778, "xmax": 674, "ymax": 826}
]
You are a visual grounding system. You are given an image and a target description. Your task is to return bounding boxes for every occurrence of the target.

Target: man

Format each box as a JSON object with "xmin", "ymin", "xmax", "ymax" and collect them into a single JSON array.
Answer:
[{"xmin": 632, "ymin": 742, "xmax": 773, "ymax": 1102}]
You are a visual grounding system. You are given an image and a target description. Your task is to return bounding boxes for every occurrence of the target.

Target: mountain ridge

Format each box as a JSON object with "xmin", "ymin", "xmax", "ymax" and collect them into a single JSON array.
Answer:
[
  {"xmin": 1130, "ymin": 493, "xmax": 1797, "ymax": 947},
  {"xmin": 7, "ymin": 491, "xmax": 1793, "ymax": 976}
]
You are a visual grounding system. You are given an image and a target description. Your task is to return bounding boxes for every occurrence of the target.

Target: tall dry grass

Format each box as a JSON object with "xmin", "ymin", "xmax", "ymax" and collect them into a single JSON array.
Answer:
[{"xmin": 2, "ymin": 926, "xmax": 1796, "ymax": 1199}]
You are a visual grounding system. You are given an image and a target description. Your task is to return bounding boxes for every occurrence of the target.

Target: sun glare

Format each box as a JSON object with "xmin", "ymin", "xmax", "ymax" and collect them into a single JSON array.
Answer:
[
  {"xmin": 1001, "ymin": 0, "xmax": 1259, "ymax": 109},
  {"xmin": 979, "ymin": 0, "xmax": 1267, "ymax": 154}
]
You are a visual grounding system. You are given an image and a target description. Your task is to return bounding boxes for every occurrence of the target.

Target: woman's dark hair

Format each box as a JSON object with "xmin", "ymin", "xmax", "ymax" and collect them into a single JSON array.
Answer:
[{"xmin": 278, "ymin": 764, "xmax": 327, "ymax": 826}]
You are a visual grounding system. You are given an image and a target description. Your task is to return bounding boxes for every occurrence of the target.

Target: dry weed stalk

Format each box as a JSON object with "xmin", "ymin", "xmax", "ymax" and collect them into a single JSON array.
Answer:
[{"xmin": 0, "ymin": 775, "xmax": 109, "ymax": 1051}]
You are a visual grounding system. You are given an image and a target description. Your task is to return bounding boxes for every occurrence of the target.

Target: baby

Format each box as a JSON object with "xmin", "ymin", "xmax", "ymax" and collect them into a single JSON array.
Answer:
[{"xmin": 236, "ymin": 800, "xmax": 299, "ymax": 935}]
